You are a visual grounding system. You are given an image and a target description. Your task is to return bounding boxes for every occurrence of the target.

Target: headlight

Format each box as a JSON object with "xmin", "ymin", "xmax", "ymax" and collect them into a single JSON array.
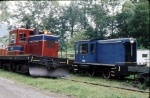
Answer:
[{"xmin": 130, "ymin": 38, "xmax": 134, "ymax": 43}]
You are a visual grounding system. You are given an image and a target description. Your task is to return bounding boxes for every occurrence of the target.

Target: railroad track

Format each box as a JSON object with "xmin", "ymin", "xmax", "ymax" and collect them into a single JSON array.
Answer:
[{"xmin": 61, "ymin": 77, "xmax": 150, "ymax": 93}]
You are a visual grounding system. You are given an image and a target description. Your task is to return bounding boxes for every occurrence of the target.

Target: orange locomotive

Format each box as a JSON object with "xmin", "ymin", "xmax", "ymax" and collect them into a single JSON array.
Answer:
[
  {"xmin": 0, "ymin": 45, "xmax": 8, "ymax": 55},
  {"xmin": 0, "ymin": 27, "xmax": 69, "ymax": 77}
]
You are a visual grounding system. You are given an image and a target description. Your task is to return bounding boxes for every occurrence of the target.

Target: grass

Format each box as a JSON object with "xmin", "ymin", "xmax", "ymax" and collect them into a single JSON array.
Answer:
[
  {"xmin": 69, "ymin": 74, "xmax": 150, "ymax": 90},
  {"xmin": 0, "ymin": 69, "xmax": 149, "ymax": 98}
]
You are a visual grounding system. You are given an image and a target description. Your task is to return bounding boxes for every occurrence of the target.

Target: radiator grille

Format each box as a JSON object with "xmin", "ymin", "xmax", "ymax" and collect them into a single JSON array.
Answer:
[{"xmin": 46, "ymin": 40, "xmax": 55, "ymax": 48}]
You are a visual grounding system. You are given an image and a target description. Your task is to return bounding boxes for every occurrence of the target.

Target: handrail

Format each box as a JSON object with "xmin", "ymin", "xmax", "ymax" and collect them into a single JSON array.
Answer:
[{"xmin": 0, "ymin": 44, "xmax": 8, "ymax": 49}]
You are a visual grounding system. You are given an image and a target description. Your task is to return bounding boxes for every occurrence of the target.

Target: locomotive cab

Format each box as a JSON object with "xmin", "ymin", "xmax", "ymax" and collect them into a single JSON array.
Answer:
[
  {"xmin": 74, "ymin": 40, "xmax": 97, "ymax": 63},
  {"xmin": 8, "ymin": 28, "xmax": 37, "ymax": 55}
]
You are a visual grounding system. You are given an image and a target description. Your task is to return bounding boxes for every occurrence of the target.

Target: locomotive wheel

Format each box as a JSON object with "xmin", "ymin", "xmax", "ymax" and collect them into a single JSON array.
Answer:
[
  {"xmin": 0, "ymin": 60, "xmax": 2, "ymax": 69},
  {"xmin": 89, "ymin": 68, "xmax": 95, "ymax": 77},
  {"xmin": 89, "ymin": 71, "xmax": 95, "ymax": 77},
  {"xmin": 103, "ymin": 68, "xmax": 111, "ymax": 79},
  {"xmin": 8, "ymin": 64, "xmax": 14, "ymax": 71},
  {"xmin": 8, "ymin": 66, "xmax": 12, "ymax": 71},
  {"xmin": 12, "ymin": 64, "xmax": 16, "ymax": 72},
  {"xmin": 2, "ymin": 65, "xmax": 6, "ymax": 70}
]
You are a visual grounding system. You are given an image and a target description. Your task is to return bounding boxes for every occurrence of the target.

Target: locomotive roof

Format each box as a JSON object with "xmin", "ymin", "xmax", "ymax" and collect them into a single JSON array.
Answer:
[
  {"xmin": 29, "ymin": 34, "xmax": 59, "ymax": 38},
  {"xmin": 75, "ymin": 38, "xmax": 136, "ymax": 43},
  {"xmin": 10, "ymin": 28, "xmax": 33, "ymax": 31},
  {"xmin": 98, "ymin": 38, "xmax": 136, "ymax": 42},
  {"xmin": 10, "ymin": 28, "xmax": 44, "ymax": 32},
  {"xmin": 74, "ymin": 38, "xmax": 106, "ymax": 42}
]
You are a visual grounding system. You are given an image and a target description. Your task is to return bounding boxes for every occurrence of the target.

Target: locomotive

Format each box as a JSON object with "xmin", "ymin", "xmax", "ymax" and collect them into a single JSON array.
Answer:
[
  {"xmin": 0, "ymin": 27, "xmax": 149, "ymax": 82},
  {"xmin": 0, "ymin": 27, "xmax": 70, "ymax": 77},
  {"xmin": 73, "ymin": 38, "xmax": 149, "ymax": 81}
]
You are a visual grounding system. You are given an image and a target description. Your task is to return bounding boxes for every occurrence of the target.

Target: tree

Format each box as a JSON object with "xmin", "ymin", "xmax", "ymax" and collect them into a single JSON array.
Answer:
[
  {"xmin": 9, "ymin": 1, "xmax": 61, "ymax": 30},
  {"xmin": 0, "ymin": 35, "xmax": 9, "ymax": 45},
  {"xmin": 105, "ymin": 0, "xmax": 122, "ymax": 38},
  {"xmin": 67, "ymin": 31, "xmax": 89, "ymax": 50},
  {"xmin": 116, "ymin": 1, "xmax": 135, "ymax": 37},
  {"xmin": 64, "ymin": 1, "xmax": 82, "ymax": 38},
  {"xmin": 0, "ymin": 1, "xmax": 11, "ymax": 23},
  {"xmin": 0, "ymin": 1, "xmax": 11, "ymax": 30},
  {"xmin": 88, "ymin": 0, "xmax": 109, "ymax": 39},
  {"xmin": 128, "ymin": 0, "xmax": 149, "ymax": 49}
]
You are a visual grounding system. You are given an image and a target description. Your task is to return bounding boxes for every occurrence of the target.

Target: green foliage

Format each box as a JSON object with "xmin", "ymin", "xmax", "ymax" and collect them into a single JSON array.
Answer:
[
  {"xmin": 127, "ymin": 0, "xmax": 149, "ymax": 49},
  {"xmin": 105, "ymin": 0, "xmax": 122, "ymax": 38},
  {"xmin": 0, "ymin": 35, "xmax": 9, "ymax": 45},
  {"xmin": 67, "ymin": 31, "xmax": 89, "ymax": 50},
  {"xmin": 116, "ymin": 0, "xmax": 149, "ymax": 49},
  {"xmin": 116, "ymin": 1, "xmax": 135, "ymax": 37},
  {"xmin": 89, "ymin": 1, "xmax": 109, "ymax": 38},
  {"xmin": 21, "ymin": 14, "xmax": 34, "ymax": 27},
  {"xmin": 0, "ymin": 1, "xmax": 11, "ymax": 23},
  {"xmin": 137, "ymin": 82, "xmax": 147, "ymax": 90},
  {"xmin": 63, "ymin": 0, "xmax": 85, "ymax": 38}
]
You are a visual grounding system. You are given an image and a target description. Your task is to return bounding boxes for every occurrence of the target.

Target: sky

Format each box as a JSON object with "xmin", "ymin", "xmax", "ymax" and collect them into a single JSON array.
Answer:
[
  {"xmin": 59, "ymin": 1, "xmax": 71, "ymax": 5},
  {"xmin": 0, "ymin": 23, "xmax": 9, "ymax": 37}
]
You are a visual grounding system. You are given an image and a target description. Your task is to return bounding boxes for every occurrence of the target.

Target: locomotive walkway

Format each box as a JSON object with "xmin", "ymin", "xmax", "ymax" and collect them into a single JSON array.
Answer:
[{"xmin": 0, "ymin": 77, "xmax": 70, "ymax": 98}]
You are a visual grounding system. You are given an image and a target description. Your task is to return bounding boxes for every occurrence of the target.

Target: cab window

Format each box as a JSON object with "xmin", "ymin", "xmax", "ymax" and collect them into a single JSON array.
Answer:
[
  {"xmin": 19, "ymin": 33, "xmax": 26, "ymax": 41},
  {"xmin": 80, "ymin": 43, "xmax": 88, "ymax": 54},
  {"xmin": 9, "ymin": 33, "xmax": 16, "ymax": 44},
  {"xmin": 90, "ymin": 44, "xmax": 95, "ymax": 54}
]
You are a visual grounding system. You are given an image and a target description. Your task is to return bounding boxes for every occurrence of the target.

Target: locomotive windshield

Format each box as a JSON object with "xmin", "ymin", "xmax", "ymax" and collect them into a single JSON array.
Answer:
[
  {"xmin": 9, "ymin": 33, "xmax": 16, "ymax": 44},
  {"xmin": 125, "ymin": 42, "xmax": 137, "ymax": 62},
  {"xmin": 19, "ymin": 33, "xmax": 26, "ymax": 42}
]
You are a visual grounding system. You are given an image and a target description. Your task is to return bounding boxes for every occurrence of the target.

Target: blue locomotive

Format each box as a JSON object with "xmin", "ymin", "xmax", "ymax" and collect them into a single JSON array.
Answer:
[{"xmin": 73, "ymin": 38, "xmax": 148, "ymax": 79}]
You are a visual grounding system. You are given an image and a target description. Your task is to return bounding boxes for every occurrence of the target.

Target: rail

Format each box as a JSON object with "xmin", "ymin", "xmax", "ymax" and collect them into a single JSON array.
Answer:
[{"xmin": 61, "ymin": 77, "xmax": 150, "ymax": 93}]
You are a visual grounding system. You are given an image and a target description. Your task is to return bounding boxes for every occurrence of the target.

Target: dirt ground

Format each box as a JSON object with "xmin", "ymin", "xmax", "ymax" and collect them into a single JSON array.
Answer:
[{"xmin": 0, "ymin": 77, "xmax": 72, "ymax": 98}]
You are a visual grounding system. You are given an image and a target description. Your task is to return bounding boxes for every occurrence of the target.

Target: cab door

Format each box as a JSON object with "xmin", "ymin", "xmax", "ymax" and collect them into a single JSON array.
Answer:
[
  {"xmin": 75, "ymin": 41, "xmax": 89, "ymax": 63},
  {"xmin": 89, "ymin": 42, "xmax": 96, "ymax": 63}
]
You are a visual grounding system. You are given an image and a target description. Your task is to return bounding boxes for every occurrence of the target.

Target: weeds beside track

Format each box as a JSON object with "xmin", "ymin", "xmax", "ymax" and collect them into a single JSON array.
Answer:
[
  {"xmin": 61, "ymin": 77, "xmax": 149, "ymax": 93},
  {"xmin": 0, "ymin": 69, "xmax": 149, "ymax": 98}
]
